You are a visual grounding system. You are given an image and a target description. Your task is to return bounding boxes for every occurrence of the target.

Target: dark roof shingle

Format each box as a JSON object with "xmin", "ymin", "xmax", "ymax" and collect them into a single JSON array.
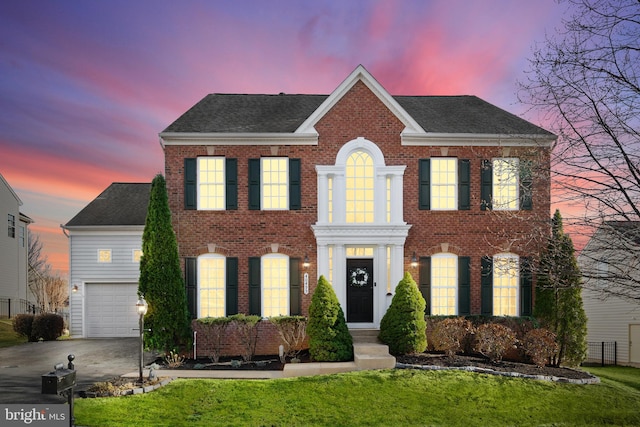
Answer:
[
  {"xmin": 162, "ymin": 93, "xmax": 553, "ymax": 136},
  {"xmin": 65, "ymin": 183, "xmax": 150, "ymax": 227}
]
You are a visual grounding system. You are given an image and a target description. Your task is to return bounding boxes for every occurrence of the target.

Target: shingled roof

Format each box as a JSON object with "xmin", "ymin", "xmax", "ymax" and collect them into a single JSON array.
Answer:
[
  {"xmin": 162, "ymin": 93, "xmax": 553, "ymax": 136},
  {"xmin": 65, "ymin": 183, "xmax": 151, "ymax": 227}
]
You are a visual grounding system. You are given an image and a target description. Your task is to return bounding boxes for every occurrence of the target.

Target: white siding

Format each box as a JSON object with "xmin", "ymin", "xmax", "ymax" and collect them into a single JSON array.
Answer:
[
  {"xmin": 68, "ymin": 230, "xmax": 143, "ymax": 337},
  {"xmin": 582, "ymin": 286, "xmax": 640, "ymax": 365},
  {"xmin": 0, "ymin": 175, "xmax": 32, "ymax": 315}
]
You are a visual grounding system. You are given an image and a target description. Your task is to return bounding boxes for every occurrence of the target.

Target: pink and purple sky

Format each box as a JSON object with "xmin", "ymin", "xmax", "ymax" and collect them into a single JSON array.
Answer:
[{"xmin": 0, "ymin": 1, "xmax": 568, "ymax": 275}]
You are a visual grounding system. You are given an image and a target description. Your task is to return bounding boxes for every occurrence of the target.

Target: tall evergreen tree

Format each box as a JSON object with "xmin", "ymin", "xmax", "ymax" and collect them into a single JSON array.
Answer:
[
  {"xmin": 138, "ymin": 174, "xmax": 191, "ymax": 352},
  {"xmin": 535, "ymin": 209, "xmax": 587, "ymax": 367}
]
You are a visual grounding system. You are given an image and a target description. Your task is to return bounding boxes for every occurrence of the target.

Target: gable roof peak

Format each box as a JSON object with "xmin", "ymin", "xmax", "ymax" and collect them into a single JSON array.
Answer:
[{"xmin": 295, "ymin": 65, "xmax": 425, "ymax": 135}]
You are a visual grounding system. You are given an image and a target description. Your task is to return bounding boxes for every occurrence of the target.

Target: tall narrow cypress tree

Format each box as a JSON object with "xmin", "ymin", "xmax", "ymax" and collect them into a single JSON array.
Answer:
[
  {"xmin": 535, "ymin": 210, "xmax": 587, "ymax": 367},
  {"xmin": 138, "ymin": 174, "xmax": 191, "ymax": 352}
]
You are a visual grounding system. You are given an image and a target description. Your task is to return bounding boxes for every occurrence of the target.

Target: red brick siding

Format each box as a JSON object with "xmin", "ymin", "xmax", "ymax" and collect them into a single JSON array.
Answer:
[{"xmin": 165, "ymin": 80, "xmax": 551, "ymax": 319}]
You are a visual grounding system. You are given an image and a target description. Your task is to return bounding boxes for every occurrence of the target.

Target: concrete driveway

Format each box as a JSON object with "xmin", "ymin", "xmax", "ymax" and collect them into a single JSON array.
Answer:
[{"xmin": 0, "ymin": 338, "xmax": 155, "ymax": 404}]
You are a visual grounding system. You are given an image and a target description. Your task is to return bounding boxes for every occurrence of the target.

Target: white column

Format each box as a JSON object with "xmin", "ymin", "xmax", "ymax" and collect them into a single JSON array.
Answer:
[
  {"xmin": 390, "ymin": 244, "xmax": 404, "ymax": 295},
  {"xmin": 376, "ymin": 244, "xmax": 388, "ymax": 324},
  {"xmin": 334, "ymin": 245, "xmax": 346, "ymax": 310},
  {"xmin": 390, "ymin": 173, "xmax": 404, "ymax": 224},
  {"xmin": 317, "ymin": 244, "xmax": 329, "ymax": 282},
  {"xmin": 316, "ymin": 172, "xmax": 328, "ymax": 224},
  {"xmin": 333, "ymin": 174, "xmax": 346, "ymax": 223},
  {"xmin": 375, "ymin": 171, "xmax": 387, "ymax": 224}
]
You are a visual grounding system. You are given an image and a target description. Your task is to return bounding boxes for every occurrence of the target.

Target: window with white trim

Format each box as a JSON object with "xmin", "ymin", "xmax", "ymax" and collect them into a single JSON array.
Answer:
[
  {"xmin": 262, "ymin": 158, "xmax": 288, "ymax": 210},
  {"xmin": 493, "ymin": 158, "xmax": 519, "ymax": 210},
  {"xmin": 262, "ymin": 254, "xmax": 289, "ymax": 317},
  {"xmin": 198, "ymin": 157, "xmax": 225, "ymax": 210},
  {"xmin": 493, "ymin": 254, "xmax": 519, "ymax": 316},
  {"xmin": 431, "ymin": 253, "xmax": 458, "ymax": 315},
  {"xmin": 133, "ymin": 249, "xmax": 142, "ymax": 263},
  {"xmin": 98, "ymin": 249, "xmax": 112, "ymax": 263},
  {"xmin": 431, "ymin": 158, "xmax": 457, "ymax": 210},
  {"xmin": 199, "ymin": 254, "xmax": 226, "ymax": 317},
  {"xmin": 8, "ymin": 214, "xmax": 15, "ymax": 238},
  {"xmin": 346, "ymin": 150, "xmax": 374, "ymax": 223}
]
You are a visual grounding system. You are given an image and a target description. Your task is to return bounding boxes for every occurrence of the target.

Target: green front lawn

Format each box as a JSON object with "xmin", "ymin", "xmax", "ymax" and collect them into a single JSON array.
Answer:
[
  {"xmin": 75, "ymin": 366, "xmax": 640, "ymax": 427},
  {"xmin": 0, "ymin": 318, "xmax": 26, "ymax": 348}
]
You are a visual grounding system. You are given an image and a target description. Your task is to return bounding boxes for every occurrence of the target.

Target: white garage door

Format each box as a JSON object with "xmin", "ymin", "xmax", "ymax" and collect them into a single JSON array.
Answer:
[{"xmin": 86, "ymin": 283, "xmax": 139, "ymax": 338}]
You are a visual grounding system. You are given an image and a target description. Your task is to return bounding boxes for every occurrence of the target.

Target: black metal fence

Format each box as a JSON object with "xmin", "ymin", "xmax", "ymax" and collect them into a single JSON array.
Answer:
[
  {"xmin": 0, "ymin": 297, "xmax": 39, "ymax": 318},
  {"xmin": 585, "ymin": 341, "xmax": 617, "ymax": 366}
]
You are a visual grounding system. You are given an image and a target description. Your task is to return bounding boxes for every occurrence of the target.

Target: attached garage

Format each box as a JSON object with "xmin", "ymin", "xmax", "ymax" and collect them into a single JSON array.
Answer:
[{"xmin": 85, "ymin": 283, "xmax": 139, "ymax": 338}]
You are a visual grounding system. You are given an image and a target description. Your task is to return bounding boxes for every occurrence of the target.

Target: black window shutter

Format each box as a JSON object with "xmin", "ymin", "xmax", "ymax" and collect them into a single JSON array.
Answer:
[
  {"xmin": 248, "ymin": 257, "xmax": 261, "ymax": 316},
  {"xmin": 520, "ymin": 257, "xmax": 533, "ymax": 316},
  {"xmin": 226, "ymin": 257, "xmax": 238, "ymax": 315},
  {"xmin": 458, "ymin": 159, "xmax": 471, "ymax": 210},
  {"xmin": 419, "ymin": 257, "xmax": 431, "ymax": 315},
  {"xmin": 184, "ymin": 257, "xmax": 198, "ymax": 319},
  {"xmin": 225, "ymin": 158, "xmax": 238, "ymax": 210},
  {"xmin": 419, "ymin": 159, "xmax": 430, "ymax": 210},
  {"xmin": 184, "ymin": 158, "xmax": 197, "ymax": 210},
  {"xmin": 289, "ymin": 258, "xmax": 301, "ymax": 315},
  {"xmin": 289, "ymin": 159, "xmax": 301, "ymax": 210},
  {"xmin": 458, "ymin": 256, "xmax": 471, "ymax": 315},
  {"xmin": 481, "ymin": 159, "xmax": 492, "ymax": 211},
  {"xmin": 481, "ymin": 256, "xmax": 493, "ymax": 315},
  {"xmin": 248, "ymin": 159, "xmax": 261, "ymax": 210},
  {"xmin": 520, "ymin": 162, "xmax": 533, "ymax": 211}
]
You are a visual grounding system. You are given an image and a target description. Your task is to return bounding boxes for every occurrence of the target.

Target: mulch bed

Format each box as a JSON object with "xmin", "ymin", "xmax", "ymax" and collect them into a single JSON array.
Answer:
[{"xmin": 395, "ymin": 353, "xmax": 594, "ymax": 380}]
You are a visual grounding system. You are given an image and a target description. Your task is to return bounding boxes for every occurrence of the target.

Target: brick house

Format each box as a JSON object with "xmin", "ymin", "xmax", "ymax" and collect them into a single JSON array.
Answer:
[{"xmin": 160, "ymin": 66, "xmax": 554, "ymax": 354}]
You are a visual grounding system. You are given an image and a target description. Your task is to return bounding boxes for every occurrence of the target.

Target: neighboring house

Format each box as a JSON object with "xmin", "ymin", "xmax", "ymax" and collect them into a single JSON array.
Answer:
[
  {"xmin": 579, "ymin": 221, "xmax": 640, "ymax": 366},
  {"xmin": 159, "ymin": 64, "xmax": 555, "ymax": 344},
  {"xmin": 0, "ymin": 172, "xmax": 34, "ymax": 318},
  {"xmin": 63, "ymin": 182, "xmax": 150, "ymax": 338}
]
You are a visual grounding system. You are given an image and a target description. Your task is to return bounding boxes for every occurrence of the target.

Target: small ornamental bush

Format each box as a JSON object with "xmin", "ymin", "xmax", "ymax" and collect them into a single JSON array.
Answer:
[
  {"xmin": 307, "ymin": 275, "xmax": 353, "ymax": 362},
  {"xmin": 30, "ymin": 313, "xmax": 64, "ymax": 341},
  {"xmin": 473, "ymin": 323, "xmax": 516, "ymax": 363},
  {"xmin": 379, "ymin": 272, "xmax": 427, "ymax": 355},
  {"xmin": 229, "ymin": 314, "xmax": 261, "ymax": 362},
  {"xmin": 522, "ymin": 328, "xmax": 559, "ymax": 368},
  {"xmin": 195, "ymin": 317, "xmax": 232, "ymax": 363},
  {"xmin": 270, "ymin": 316, "xmax": 307, "ymax": 360},
  {"xmin": 12, "ymin": 314, "xmax": 35, "ymax": 341},
  {"xmin": 431, "ymin": 317, "xmax": 472, "ymax": 359}
]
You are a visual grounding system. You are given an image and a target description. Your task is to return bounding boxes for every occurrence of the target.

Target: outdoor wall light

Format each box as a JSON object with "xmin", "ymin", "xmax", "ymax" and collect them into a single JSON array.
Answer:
[
  {"xmin": 72, "ymin": 285, "xmax": 78, "ymax": 293},
  {"xmin": 303, "ymin": 254, "xmax": 310, "ymax": 269},
  {"xmin": 411, "ymin": 252, "xmax": 418, "ymax": 268}
]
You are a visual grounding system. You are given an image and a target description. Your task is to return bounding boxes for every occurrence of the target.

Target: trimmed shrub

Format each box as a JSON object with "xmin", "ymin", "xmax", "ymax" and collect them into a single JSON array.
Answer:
[
  {"xmin": 195, "ymin": 317, "xmax": 232, "ymax": 362},
  {"xmin": 307, "ymin": 275, "xmax": 353, "ymax": 362},
  {"xmin": 270, "ymin": 316, "xmax": 307, "ymax": 360},
  {"xmin": 473, "ymin": 323, "xmax": 516, "ymax": 363},
  {"xmin": 229, "ymin": 314, "xmax": 261, "ymax": 362},
  {"xmin": 521, "ymin": 328, "xmax": 559, "ymax": 368},
  {"xmin": 379, "ymin": 272, "xmax": 427, "ymax": 355},
  {"xmin": 30, "ymin": 313, "xmax": 64, "ymax": 341},
  {"xmin": 431, "ymin": 317, "xmax": 472, "ymax": 359},
  {"xmin": 12, "ymin": 314, "xmax": 35, "ymax": 341}
]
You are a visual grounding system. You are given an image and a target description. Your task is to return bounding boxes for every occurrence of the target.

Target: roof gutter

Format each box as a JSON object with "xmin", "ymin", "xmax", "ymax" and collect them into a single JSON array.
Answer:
[
  {"xmin": 159, "ymin": 132, "xmax": 319, "ymax": 148},
  {"xmin": 401, "ymin": 132, "xmax": 557, "ymax": 147}
]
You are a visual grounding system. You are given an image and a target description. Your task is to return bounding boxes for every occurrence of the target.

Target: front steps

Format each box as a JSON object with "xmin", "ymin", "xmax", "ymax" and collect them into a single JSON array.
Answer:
[{"xmin": 350, "ymin": 329, "xmax": 396, "ymax": 370}]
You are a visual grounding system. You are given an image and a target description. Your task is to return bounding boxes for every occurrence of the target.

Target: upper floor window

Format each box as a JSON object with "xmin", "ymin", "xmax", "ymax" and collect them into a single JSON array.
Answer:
[
  {"xmin": 199, "ymin": 254, "xmax": 226, "ymax": 318},
  {"xmin": 184, "ymin": 157, "xmax": 237, "ymax": 211},
  {"xmin": 8, "ymin": 214, "xmax": 15, "ymax": 238},
  {"xmin": 481, "ymin": 158, "xmax": 532, "ymax": 211},
  {"xmin": 493, "ymin": 158, "xmax": 519, "ymax": 210},
  {"xmin": 19, "ymin": 225, "xmax": 25, "ymax": 247},
  {"xmin": 262, "ymin": 158, "xmax": 288, "ymax": 210},
  {"xmin": 98, "ymin": 249, "xmax": 112, "ymax": 263},
  {"xmin": 198, "ymin": 157, "xmax": 225, "ymax": 210},
  {"xmin": 419, "ymin": 159, "xmax": 470, "ymax": 210},
  {"xmin": 431, "ymin": 158, "xmax": 457, "ymax": 210},
  {"xmin": 249, "ymin": 158, "xmax": 301, "ymax": 211},
  {"xmin": 346, "ymin": 150, "xmax": 374, "ymax": 223}
]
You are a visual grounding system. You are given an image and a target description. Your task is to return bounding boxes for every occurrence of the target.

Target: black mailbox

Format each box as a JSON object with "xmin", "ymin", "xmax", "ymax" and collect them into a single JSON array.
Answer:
[{"xmin": 42, "ymin": 368, "xmax": 76, "ymax": 395}]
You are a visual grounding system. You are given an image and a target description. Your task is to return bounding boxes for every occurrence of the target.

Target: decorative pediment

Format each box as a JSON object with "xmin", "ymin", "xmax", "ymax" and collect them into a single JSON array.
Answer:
[{"xmin": 295, "ymin": 65, "xmax": 425, "ymax": 136}]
